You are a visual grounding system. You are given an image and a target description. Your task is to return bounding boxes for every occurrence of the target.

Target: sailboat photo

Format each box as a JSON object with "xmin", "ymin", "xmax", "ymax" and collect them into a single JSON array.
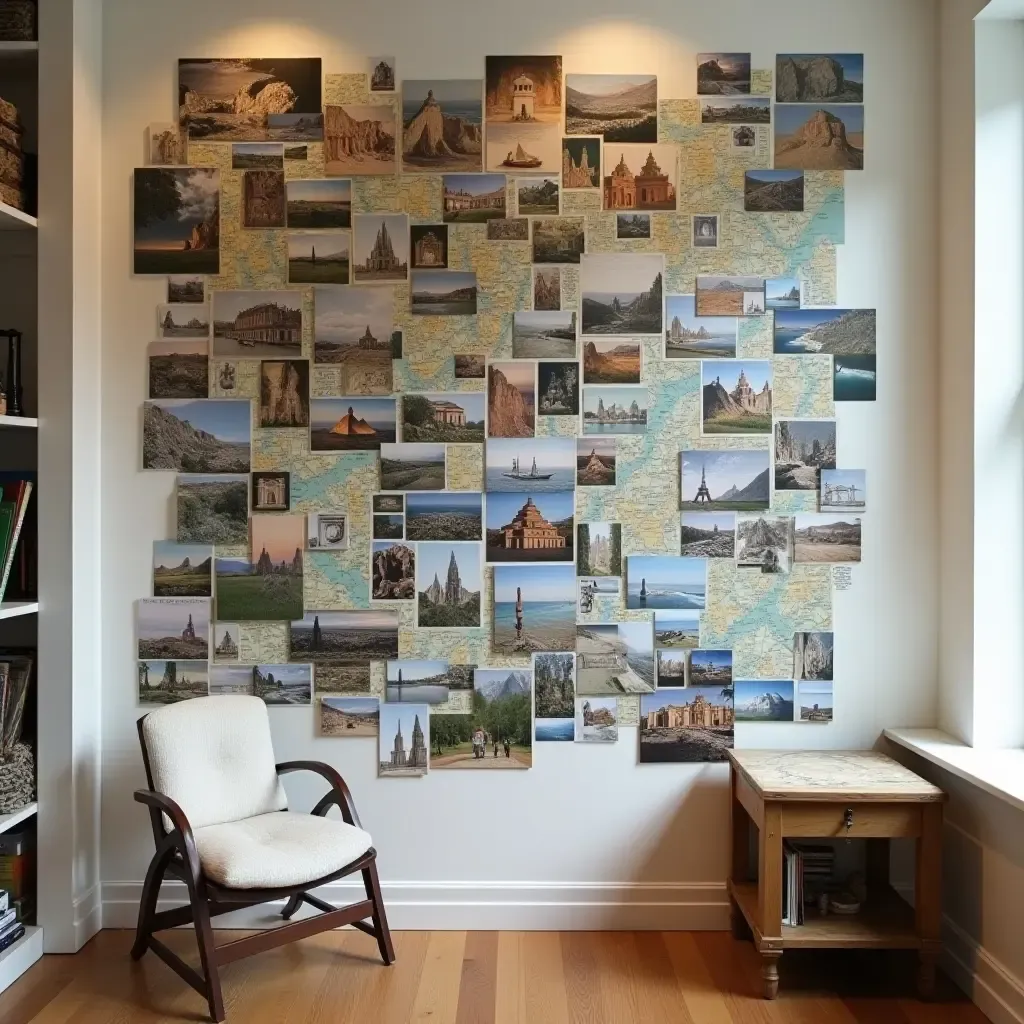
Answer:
[{"xmin": 502, "ymin": 456, "xmax": 554, "ymax": 482}]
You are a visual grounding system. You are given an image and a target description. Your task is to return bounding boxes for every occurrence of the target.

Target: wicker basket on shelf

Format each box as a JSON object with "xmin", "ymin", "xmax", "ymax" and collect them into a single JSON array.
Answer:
[{"xmin": 0, "ymin": 1, "xmax": 36, "ymax": 42}]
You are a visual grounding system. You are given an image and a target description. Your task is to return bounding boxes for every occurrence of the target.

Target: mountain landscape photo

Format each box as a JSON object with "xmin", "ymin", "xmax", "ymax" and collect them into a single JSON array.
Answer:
[
  {"xmin": 143, "ymin": 400, "xmax": 250, "ymax": 473},
  {"xmin": 680, "ymin": 450, "xmax": 770, "ymax": 512},
  {"xmin": 775, "ymin": 54, "xmax": 864, "ymax": 103},
  {"xmin": 735, "ymin": 680, "xmax": 794, "ymax": 722},
  {"xmin": 402, "ymin": 80, "xmax": 483, "ymax": 172},
  {"xmin": 736, "ymin": 515, "xmax": 792, "ymax": 573},
  {"xmin": 744, "ymin": 169, "xmax": 805, "ymax": 212},
  {"xmin": 581, "ymin": 254, "xmax": 663, "ymax": 337},
  {"xmin": 774, "ymin": 105, "xmax": 864, "ymax": 171},
  {"xmin": 565, "ymin": 74, "xmax": 657, "ymax": 142}
]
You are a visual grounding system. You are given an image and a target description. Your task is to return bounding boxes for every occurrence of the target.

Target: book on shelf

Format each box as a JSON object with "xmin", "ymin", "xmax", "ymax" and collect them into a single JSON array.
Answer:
[
  {"xmin": 781, "ymin": 841, "xmax": 836, "ymax": 926},
  {"xmin": 0, "ymin": 473, "xmax": 34, "ymax": 604},
  {"xmin": 0, "ymin": 923, "xmax": 25, "ymax": 953}
]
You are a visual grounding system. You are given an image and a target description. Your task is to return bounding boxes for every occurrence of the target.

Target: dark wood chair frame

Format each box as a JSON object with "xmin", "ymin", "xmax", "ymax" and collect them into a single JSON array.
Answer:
[{"xmin": 131, "ymin": 715, "xmax": 395, "ymax": 1022}]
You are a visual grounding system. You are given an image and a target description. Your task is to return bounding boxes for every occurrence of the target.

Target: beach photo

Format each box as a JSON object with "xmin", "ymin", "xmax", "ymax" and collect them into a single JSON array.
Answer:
[
  {"xmin": 402, "ymin": 392, "xmax": 486, "ymax": 444},
  {"xmin": 157, "ymin": 304, "xmax": 210, "ymax": 339},
  {"xmin": 701, "ymin": 96, "xmax": 771, "ymax": 124},
  {"xmin": 774, "ymin": 308, "xmax": 876, "ymax": 355},
  {"xmin": 616, "ymin": 213, "xmax": 650, "ymax": 239},
  {"xmin": 689, "ymin": 649, "xmax": 733, "ymax": 687},
  {"xmin": 320, "ymin": 696, "xmax": 379, "ymax": 737},
  {"xmin": 562, "ymin": 137, "xmax": 601, "ymax": 189},
  {"xmin": 307, "ymin": 512, "xmax": 348, "ymax": 551},
  {"xmin": 213, "ymin": 624, "xmax": 240, "ymax": 661},
  {"xmin": 251, "ymin": 472, "xmax": 290, "ymax": 512},
  {"xmin": 601, "ymin": 144, "xmax": 678, "ymax": 211},
  {"xmin": 775, "ymin": 420, "xmax": 836, "ymax": 490},
  {"xmin": 259, "ymin": 359, "xmax": 309, "ymax": 429},
  {"xmin": 290, "ymin": 609, "xmax": 399, "ymax": 665},
  {"xmin": 493, "ymin": 563, "xmax": 575, "ymax": 654},
  {"xmin": 517, "ymin": 176, "xmax": 559, "ymax": 215},
  {"xmin": 312, "ymin": 286, "xmax": 394, "ymax": 394},
  {"xmin": 168, "ymin": 275, "xmax": 204, "ymax": 304},
  {"xmin": 454, "ymin": 354, "xmax": 485, "ymax": 379},
  {"xmin": 656, "ymin": 650, "xmax": 687, "ymax": 687},
  {"xmin": 269, "ymin": 113, "xmax": 324, "ymax": 142},
  {"xmin": 242, "ymin": 169, "xmax": 285, "ymax": 228},
  {"xmin": 697, "ymin": 53, "xmax": 752, "ymax": 95},
  {"xmin": 701, "ymin": 359, "xmax": 772, "ymax": 435},
  {"xmin": 486, "ymin": 491, "xmax": 574, "ymax": 564},
  {"xmin": 534, "ymin": 652, "xmax": 574, "ymax": 741},
  {"xmin": 139, "ymin": 661, "xmax": 209, "ymax": 705},
  {"xmin": 583, "ymin": 340, "xmax": 641, "ymax": 384},
  {"xmin": 565, "ymin": 74, "xmax": 656, "ymax": 142},
  {"xmin": 745, "ymin": 170, "xmax": 805, "ymax": 212},
  {"xmin": 137, "ymin": 597, "xmax": 209, "ymax": 660},
  {"xmin": 799, "ymin": 681, "xmax": 834, "ymax": 723},
  {"xmin": 577, "ymin": 437, "xmax": 616, "ymax": 486},
  {"xmin": 626, "ymin": 555, "xmax": 706, "ymax": 610},
  {"xmin": 442, "ymin": 173, "xmax": 507, "ymax": 223},
  {"xmin": 680, "ymin": 449, "xmax": 770, "ymax": 512},
  {"xmin": 776, "ymin": 54, "xmax": 864, "ymax": 103},
  {"xmin": 212, "ymin": 290, "xmax": 302, "ymax": 358},
  {"xmin": 575, "ymin": 698, "xmax": 618, "ymax": 743},
  {"xmin": 287, "ymin": 230, "xmax": 349, "ymax": 284},
  {"xmin": 577, "ymin": 522, "xmax": 621, "ymax": 577},
  {"xmin": 310, "ymin": 397, "xmax": 397, "ymax": 452},
  {"xmin": 410, "ymin": 225, "xmax": 448, "ymax": 269},
  {"xmin": 402, "ymin": 80, "xmax": 483, "ymax": 173},
  {"xmin": 654, "ymin": 610, "xmax": 700, "ymax": 649},
  {"xmin": 406, "ymin": 492, "xmax": 482, "ymax": 541},
  {"xmin": 736, "ymin": 515, "xmax": 794, "ymax": 573},
  {"xmin": 148, "ymin": 341, "xmax": 209, "ymax": 400},
  {"xmin": 143, "ymin": 399, "xmax": 250, "ymax": 473},
  {"xmin": 411, "ymin": 270, "xmax": 477, "ymax": 315},
  {"xmin": 537, "ymin": 361, "xmax": 579, "ymax": 416},
  {"xmin": 765, "ymin": 277, "xmax": 802, "ymax": 310},
  {"xmin": 512, "ymin": 311, "xmax": 577, "ymax": 359},
  {"xmin": 386, "ymin": 659, "xmax": 450, "ymax": 705},
  {"xmin": 153, "ymin": 541, "xmax": 212, "ymax": 598},
  {"xmin": 380, "ymin": 443, "xmax": 446, "ymax": 491},
  {"xmin": 133, "ymin": 168, "xmax": 219, "ymax": 275},
  {"xmin": 176, "ymin": 474, "xmax": 249, "ymax": 545},
  {"xmin": 215, "ymin": 514, "xmax": 304, "ymax": 621},
  {"xmin": 378, "ymin": 703, "xmax": 429, "ymax": 777},
  {"xmin": 352, "ymin": 213, "xmax": 409, "ymax": 283},
  {"xmin": 640, "ymin": 688, "xmax": 734, "ymax": 762},
  {"xmin": 775, "ymin": 104, "xmax": 864, "ymax": 171},
  {"xmin": 734, "ymin": 679, "xmax": 794, "ymax": 722},
  {"xmin": 820, "ymin": 469, "xmax": 866, "ymax": 512},
  {"xmin": 372, "ymin": 540, "xmax": 415, "ymax": 601},
  {"xmin": 533, "ymin": 267, "xmax": 561, "ymax": 310},
  {"xmin": 834, "ymin": 355, "xmax": 877, "ymax": 401},
  {"xmin": 324, "ymin": 103, "xmax": 397, "ymax": 176},
  {"xmin": 245, "ymin": 665, "xmax": 312, "ymax": 706},
  {"xmin": 486, "ymin": 437, "xmax": 575, "ymax": 493},
  {"xmin": 532, "ymin": 217, "xmax": 585, "ymax": 264},
  {"xmin": 416, "ymin": 542, "xmax": 482, "ymax": 628},
  {"xmin": 794, "ymin": 513, "xmax": 862, "ymax": 563},
  {"xmin": 680, "ymin": 512, "xmax": 735, "ymax": 557},
  {"xmin": 582, "ymin": 386, "xmax": 648, "ymax": 435},
  {"xmin": 178, "ymin": 57, "xmax": 321, "ymax": 141},
  {"xmin": 488, "ymin": 362, "xmax": 535, "ymax": 438},
  {"xmin": 581, "ymin": 253, "xmax": 663, "ymax": 337},
  {"xmin": 286, "ymin": 178, "xmax": 351, "ymax": 228},
  {"xmin": 431, "ymin": 668, "xmax": 533, "ymax": 769},
  {"xmin": 794, "ymin": 631, "xmax": 834, "ymax": 681},
  {"xmin": 576, "ymin": 622, "xmax": 655, "ymax": 694}
]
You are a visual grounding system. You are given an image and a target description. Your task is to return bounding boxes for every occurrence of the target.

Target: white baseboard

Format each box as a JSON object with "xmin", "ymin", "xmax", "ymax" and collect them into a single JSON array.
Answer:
[
  {"xmin": 102, "ymin": 880, "xmax": 731, "ymax": 931},
  {"xmin": 73, "ymin": 884, "xmax": 103, "ymax": 950},
  {"xmin": 941, "ymin": 915, "xmax": 1024, "ymax": 1024}
]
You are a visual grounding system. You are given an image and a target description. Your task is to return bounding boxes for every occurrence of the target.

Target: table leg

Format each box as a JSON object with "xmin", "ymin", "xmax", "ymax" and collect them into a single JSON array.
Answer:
[
  {"xmin": 915, "ymin": 802, "xmax": 943, "ymax": 999},
  {"xmin": 761, "ymin": 950, "xmax": 782, "ymax": 999},
  {"xmin": 757, "ymin": 804, "xmax": 784, "ymax": 998}
]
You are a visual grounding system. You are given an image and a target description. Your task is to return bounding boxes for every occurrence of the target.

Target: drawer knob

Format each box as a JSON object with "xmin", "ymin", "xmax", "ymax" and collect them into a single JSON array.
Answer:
[{"xmin": 843, "ymin": 807, "xmax": 854, "ymax": 840}]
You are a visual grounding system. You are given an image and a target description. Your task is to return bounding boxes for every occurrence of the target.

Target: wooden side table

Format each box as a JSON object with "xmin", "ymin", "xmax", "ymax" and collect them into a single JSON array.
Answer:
[{"xmin": 726, "ymin": 749, "xmax": 946, "ymax": 999}]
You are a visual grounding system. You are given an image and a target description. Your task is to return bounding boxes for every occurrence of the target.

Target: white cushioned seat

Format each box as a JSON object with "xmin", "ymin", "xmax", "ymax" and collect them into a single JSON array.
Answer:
[{"xmin": 192, "ymin": 811, "xmax": 373, "ymax": 889}]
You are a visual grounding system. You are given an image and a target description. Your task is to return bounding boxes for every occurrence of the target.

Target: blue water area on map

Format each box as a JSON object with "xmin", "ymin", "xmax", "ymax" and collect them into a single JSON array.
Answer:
[
  {"xmin": 536, "ymin": 719, "xmax": 574, "ymax": 741},
  {"xmin": 494, "ymin": 600, "xmax": 575, "ymax": 632}
]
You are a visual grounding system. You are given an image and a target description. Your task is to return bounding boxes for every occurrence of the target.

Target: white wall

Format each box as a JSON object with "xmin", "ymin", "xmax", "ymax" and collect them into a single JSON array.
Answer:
[{"xmin": 98, "ymin": 0, "xmax": 940, "ymax": 928}]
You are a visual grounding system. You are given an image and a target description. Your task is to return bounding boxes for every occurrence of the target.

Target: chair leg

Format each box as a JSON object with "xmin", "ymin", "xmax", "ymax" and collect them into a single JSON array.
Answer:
[
  {"xmin": 188, "ymin": 879, "xmax": 225, "ymax": 1023},
  {"xmin": 131, "ymin": 848, "xmax": 169, "ymax": 960},
  {"xmin": 281, "ymin": 893, "xmax": 304, "ymax": 920},
  {"xmin": 362, "ymin": 860, "xmax": 395, "ymax": 966}
]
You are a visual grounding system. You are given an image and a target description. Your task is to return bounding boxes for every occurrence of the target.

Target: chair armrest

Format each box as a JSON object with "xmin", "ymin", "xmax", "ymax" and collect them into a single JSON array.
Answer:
[
  {"xmin": 275, "ymin": 760, "xmax": 363, "ymax": 829},
  {"xmin": 134, "ymin": 788, "xmax": 202, "ymax": 880}
]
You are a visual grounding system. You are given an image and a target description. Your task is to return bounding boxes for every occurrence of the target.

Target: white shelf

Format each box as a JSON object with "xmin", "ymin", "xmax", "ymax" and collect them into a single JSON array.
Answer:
[
  {"xmin": 0, "ymin": 925, "xmax": 42, "ymax": 995},
  {"xmin": 0, "ymin": 42, "xmax": 37, "ymax": 56},
  {"xmin": 0, "ymin": 202, "xmax": 36, "ymax": 231},
  {"xmin": 0, "ymin": 803, "xmax": 35, "ymax": 835},
  {"xmin": 0, "ymin": 415, "xmax": 36, "ymax": 428},
  {"xmin": 0, "ymin": 602, "xmax": 38, "ymax": 620}
]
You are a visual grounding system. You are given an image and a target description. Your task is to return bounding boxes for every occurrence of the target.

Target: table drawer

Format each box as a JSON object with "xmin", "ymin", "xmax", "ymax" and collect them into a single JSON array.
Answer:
[{"xmin": 780, "ymin": 802, "xmax": 922, "ymax": 838}]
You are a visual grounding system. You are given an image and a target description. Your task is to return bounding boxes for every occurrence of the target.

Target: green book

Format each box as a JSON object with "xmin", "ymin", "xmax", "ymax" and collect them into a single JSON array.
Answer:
[{"xmin": 0, "ymin": 504, "xmax": 14, "ymax": 584}]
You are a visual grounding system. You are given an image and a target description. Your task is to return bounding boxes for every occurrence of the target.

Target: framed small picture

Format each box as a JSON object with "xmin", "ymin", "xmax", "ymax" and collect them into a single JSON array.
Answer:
[
  {"xmin": 251, "ymin": 472, "xmax": 291, "ymax": 512},
  {"xmin": 693, "ymin": 214, "xmax": 719, "ymax": 248},
  {"xmin": 307, "ymin": 512, "xmax": 349, "ymax": 550}
]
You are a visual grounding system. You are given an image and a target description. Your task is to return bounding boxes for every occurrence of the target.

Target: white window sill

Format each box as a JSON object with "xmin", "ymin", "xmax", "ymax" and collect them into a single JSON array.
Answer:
[{"xmin": 883, "ymin": 728, "xmax": 1024, "ymax": 815}]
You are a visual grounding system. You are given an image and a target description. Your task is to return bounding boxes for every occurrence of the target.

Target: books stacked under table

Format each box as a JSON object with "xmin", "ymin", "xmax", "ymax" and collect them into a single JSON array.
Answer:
[{"xmin": 782, "ymin": 842, "xmax": 836, "ymax": 926}]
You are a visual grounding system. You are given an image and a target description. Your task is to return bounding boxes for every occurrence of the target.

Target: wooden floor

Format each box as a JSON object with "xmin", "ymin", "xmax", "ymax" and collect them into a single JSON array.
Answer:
[{"xmin": 0, "ymin": 928, "xmax": 989, "ymax": 1024}]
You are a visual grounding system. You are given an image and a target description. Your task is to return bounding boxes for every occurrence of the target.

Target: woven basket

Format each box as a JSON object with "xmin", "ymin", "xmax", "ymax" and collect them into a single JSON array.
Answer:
[
  {"xmin": 0, "ymin": 743, "xmax": 35, "ymax": 814},
  {"xmin": 0, "ymin": 1, "xmax": 35, "ymax": 41}
]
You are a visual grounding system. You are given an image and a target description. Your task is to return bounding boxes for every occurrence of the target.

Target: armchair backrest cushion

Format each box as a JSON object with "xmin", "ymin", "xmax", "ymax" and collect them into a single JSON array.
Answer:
[{"xmin": 141, "ymin": 695, "xmax": 287, "ymax": 830}]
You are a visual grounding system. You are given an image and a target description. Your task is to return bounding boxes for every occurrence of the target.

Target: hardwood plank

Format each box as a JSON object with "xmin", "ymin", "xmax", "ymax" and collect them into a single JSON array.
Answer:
[
  {"xmin": 559, "ymin": 932, "xmax": 605, "ymax": 1024},
  {"xmin": 409, "ymin": 931, "xmax": 466, "ymax": 1024},
  {"xmin": 661, "ymin": 932, "xmax": 734, "ymax": 1024},
  {"xmin": 455, "ymin": 930, "xmax": 497, "ymax": 1024},
  {"xmin": 357, "ymin": 929, "xmax": 431, "ymax": 1024},
  {"xmin": 522, "ymin": 932, "xmax": 570, "ymax": 1024},
  {"xmin": 494, "ymin": 931, "xmax": 526, "ymax": 1024},
  {"xmin": 630, "ymin": 932, "xmax": 695, "ymax": 1023}
]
